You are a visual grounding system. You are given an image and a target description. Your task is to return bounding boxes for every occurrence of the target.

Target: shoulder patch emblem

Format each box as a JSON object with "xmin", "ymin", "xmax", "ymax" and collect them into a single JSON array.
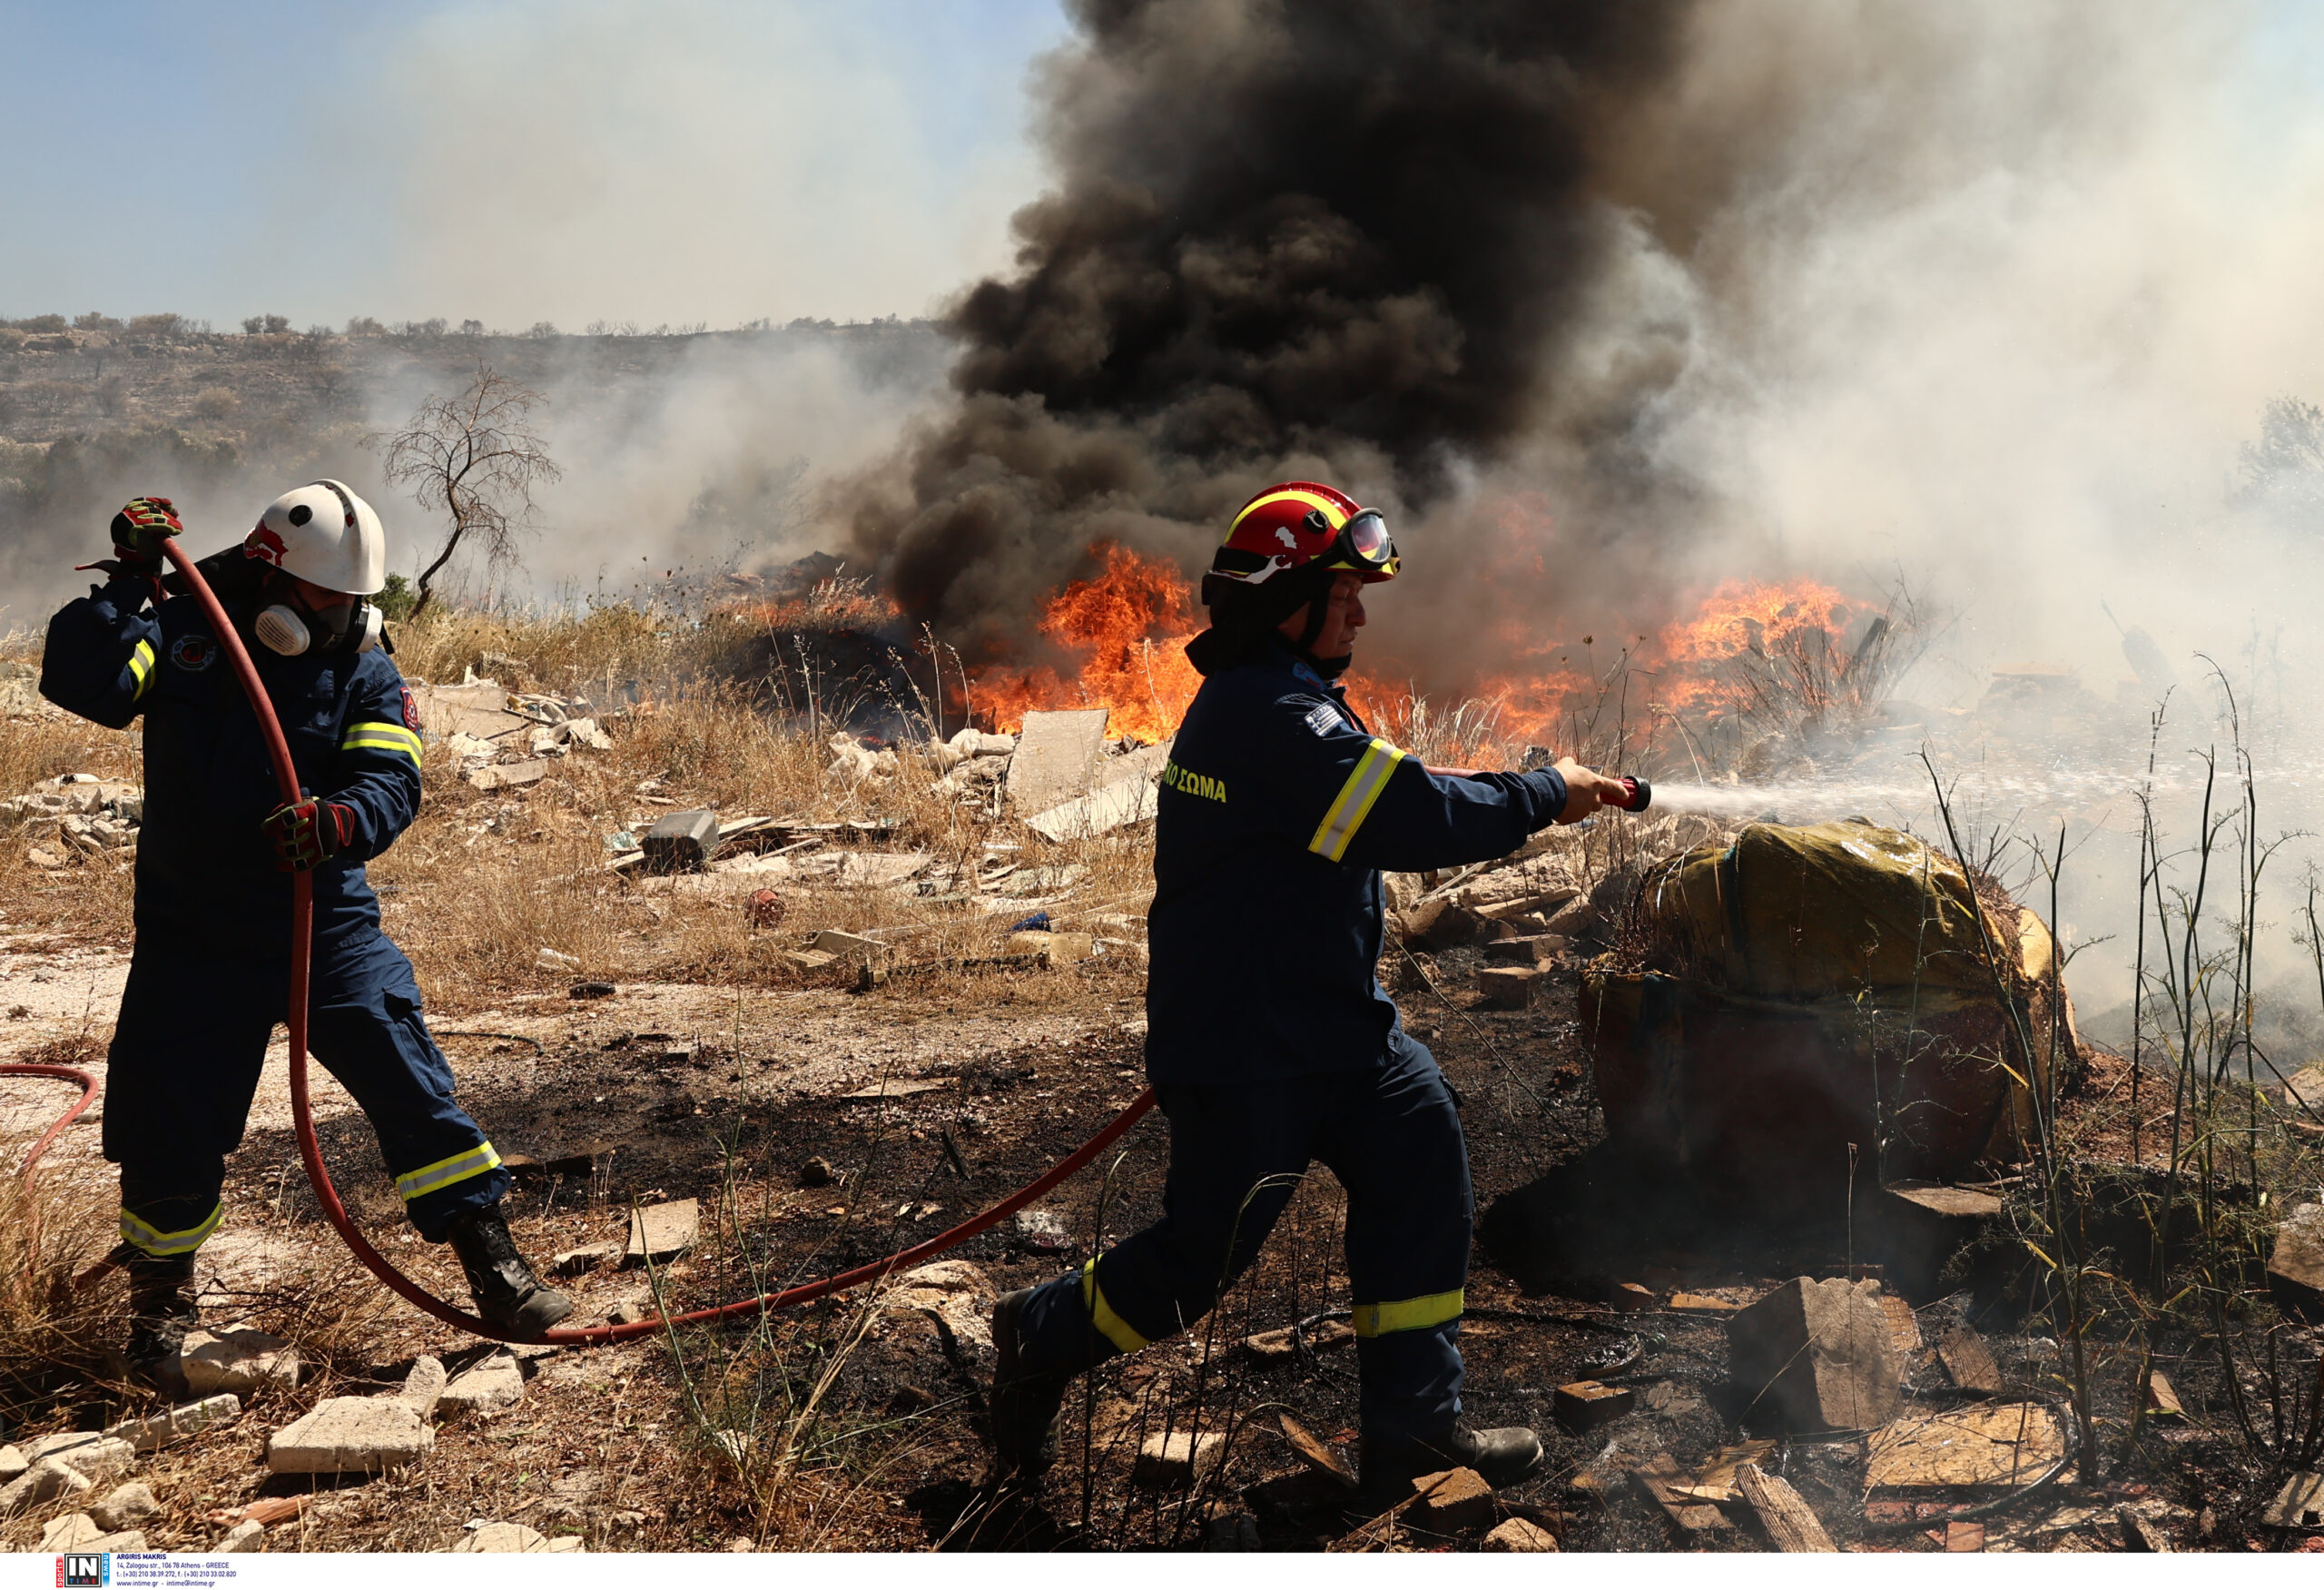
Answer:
[
  {"xmin": 169, "ymin": 634, "xmax": 217, "ymax": 672},
  {"xmin": 1303, "ymin": 701, "xmax": 1342, "ymax": 737},
  {"xmin": 399, "ymin": 684, "xmax": 420, "ymax": 732}
]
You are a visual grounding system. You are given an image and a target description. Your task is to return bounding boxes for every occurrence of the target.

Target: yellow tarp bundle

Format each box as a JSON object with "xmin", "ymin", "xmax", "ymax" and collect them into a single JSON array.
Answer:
[{"xmin": 1631, "ymin": 819, "xmax": 2036, "ymax": 1001}]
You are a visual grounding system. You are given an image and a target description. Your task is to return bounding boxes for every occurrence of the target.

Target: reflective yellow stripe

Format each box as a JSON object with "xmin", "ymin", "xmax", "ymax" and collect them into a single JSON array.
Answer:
[
  {"xmin": 1233, "ymin": 487, "xmax": 1350, "ymax": 534},
  {"xmin": 394, "ymin": 1141, "xmax": 502, "ymax": 1201},
  {"xmin": 1080, "ymin": 1258, "xmax": 1150, "ymax": 1353},
  {"xmin": 1308, "ymin": 738, "xmax": 1406, "ymax": 862},
  {"xmin": 126, "ymin": 638, "xmax": 156, "ymax": 700},
  {"xmin": 120, "ymin": 1201, "xmax": 222, "ymax": 1257},
  {"xmin": 341, "ymin": 721, "xmax": 423, "ymax": 767},
  {"xmin": 1352, "ymin": 1288, "xmax": 1463, "ymax": 1338}
]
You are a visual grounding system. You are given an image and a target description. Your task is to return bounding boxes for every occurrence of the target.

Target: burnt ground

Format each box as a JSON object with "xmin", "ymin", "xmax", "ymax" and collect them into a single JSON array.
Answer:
[{"xmin": 5, "ymin": 933, "xmax": 2319, "ymax": 1553}]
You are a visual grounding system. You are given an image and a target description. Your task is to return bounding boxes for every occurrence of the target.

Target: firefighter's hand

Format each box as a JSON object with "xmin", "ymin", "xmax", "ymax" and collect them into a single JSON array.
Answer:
[
  {"xmin": 1551, "ymin": 756, "xmax": 1628, "ymax": 824},
  {"xmin": 109, "ymin": 498, "xmax": 183, "ymax": 571},
  {"xmin": 263, "ymin": 798, "xmax": 356, "ymax": 872}
]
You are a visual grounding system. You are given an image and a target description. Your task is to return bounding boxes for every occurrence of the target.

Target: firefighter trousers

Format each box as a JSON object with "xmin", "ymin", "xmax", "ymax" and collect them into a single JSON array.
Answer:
[
  {"xmin": 103, "ymin": 930, "xmax": 509, "ymax": 1257},
  {"xmin": 1013, "ymin": 1039, "xmax": 1471, "ymax": 1443}
]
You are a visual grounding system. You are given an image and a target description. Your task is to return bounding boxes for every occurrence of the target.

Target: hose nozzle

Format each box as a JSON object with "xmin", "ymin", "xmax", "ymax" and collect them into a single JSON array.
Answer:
[{"xmin": 1606, "ymin": 775, "xmax": 1651, "ymax": 813}]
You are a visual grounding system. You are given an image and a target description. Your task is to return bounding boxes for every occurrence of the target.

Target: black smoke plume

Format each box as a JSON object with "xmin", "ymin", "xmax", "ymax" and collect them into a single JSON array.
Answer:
[{"xmin": 845, "ymin": 0, "xmax": 1698, "ymax": 667}]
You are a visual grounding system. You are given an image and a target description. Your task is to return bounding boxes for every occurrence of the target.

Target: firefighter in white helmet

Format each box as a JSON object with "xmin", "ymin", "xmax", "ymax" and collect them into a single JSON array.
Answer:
[{"xmin": 40, "ymin": 487, "xmax": 571, "ymax": 1378}]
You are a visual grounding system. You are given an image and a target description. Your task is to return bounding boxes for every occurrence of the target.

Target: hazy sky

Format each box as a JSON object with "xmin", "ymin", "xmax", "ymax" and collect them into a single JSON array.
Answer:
[{"xmin": 0, "ymin": 0, "xmax": 1068, "ymax": 330}]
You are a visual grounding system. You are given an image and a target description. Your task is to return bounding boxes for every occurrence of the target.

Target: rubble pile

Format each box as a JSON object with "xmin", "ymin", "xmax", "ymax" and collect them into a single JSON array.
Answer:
[{"xmin": 4, "ymin": 773, "xmax": 143, "ymax": 869}]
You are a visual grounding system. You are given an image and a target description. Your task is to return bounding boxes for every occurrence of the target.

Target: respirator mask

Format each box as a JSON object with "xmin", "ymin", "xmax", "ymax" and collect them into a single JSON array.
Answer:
[{"xmin": 253, "ymin": 589, "xmax": 385, "ymax": 657}]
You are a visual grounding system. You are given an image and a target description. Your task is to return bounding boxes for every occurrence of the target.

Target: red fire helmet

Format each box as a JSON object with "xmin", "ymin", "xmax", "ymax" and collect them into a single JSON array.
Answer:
[{"xmin": 1207, "ymin": 481, "xmax": 1399, "ymax": 591}]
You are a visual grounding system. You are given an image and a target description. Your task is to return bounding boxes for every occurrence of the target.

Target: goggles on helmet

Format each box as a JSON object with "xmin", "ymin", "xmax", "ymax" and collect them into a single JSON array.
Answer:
[{"xmin": 1324, "ymin": 508, "xmax": 1393, "ymax": 572}]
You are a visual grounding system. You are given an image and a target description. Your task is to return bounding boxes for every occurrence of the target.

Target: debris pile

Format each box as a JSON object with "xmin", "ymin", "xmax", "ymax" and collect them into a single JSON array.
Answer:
[{"xmin": 4, "ymin": 773, "xmax": 143, "ymax": 869}]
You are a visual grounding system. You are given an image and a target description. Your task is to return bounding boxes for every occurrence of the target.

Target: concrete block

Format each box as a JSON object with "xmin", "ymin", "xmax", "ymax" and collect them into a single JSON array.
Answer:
[
  {"xmin": 1132, "ymin": 1430, "xmax": 1226, "ymax": 1489},
  {"xmin": 266, "ymin": 1396, "xmax": 433, "ymax": 1475},
  {"xmin": 468, "ymin": 759, "xmax": 548, "ymax": 791},
  {"xmin": 625, "ymin": 1198, "xmax": 700, "ymax": 1264},
  {"xmin": 2269, "ymin": 1201, "xmax": 2324, "ymax": 1319},
  {"xmin": 1006, "ymin": 708, "xmax": 1109, "ymax": 812},
  {"xmin": 1407, "ymin": 1467, "xmax": 1495, "ymax": 1534},
  {"xmin": 400, "ymin": 1355, "xmax": 448, "ymax": 1417},
  {"xmin": 1482, "ymin": 1516, "xmax": 1561, "ymax": 1552},
  {"xmin": 177, "ymin": 1328, "xmax": 300, "ymax": 1397},
  {"xmin": 439, "ymin": 1351, "xmax": 526, "ymax": 1417},
  {"xmin": 108, "ymin": 1393, "xmax": 241, "ymax": 1451},
  {"xmin": 1727, "ymin": 1277, "xmax": 1902, "ymax": 1431},
  {"xmin": 1553, "ymin": 1380, "xmax": 1635, "ymax": 1431},
  {"xmin": 0, "ymin": 1457, "xmax": 91, "ymax": 1517},
  {"xmin": 22, "ymin": 1433, "xmax": 133, "ymax": 1484},
  {"xmin": 1865, "ymin": 1402, "xmax": 2064, "ymax": 1488},
  {"xmin": 1477, "ymin": 966, "xmax": 1541, "ymax": 1010}
]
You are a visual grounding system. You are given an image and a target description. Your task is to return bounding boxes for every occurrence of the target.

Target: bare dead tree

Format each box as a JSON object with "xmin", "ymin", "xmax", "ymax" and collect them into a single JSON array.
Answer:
[{"xmin": 368, "ymin": 363, "xmax": 560, "ymax": 619}]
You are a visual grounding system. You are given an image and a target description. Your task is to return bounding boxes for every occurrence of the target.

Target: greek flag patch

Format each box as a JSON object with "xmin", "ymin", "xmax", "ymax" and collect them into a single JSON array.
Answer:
[{"xmin": 1304, "ymin": 701, "xmax": 1342, "ymax": 737}]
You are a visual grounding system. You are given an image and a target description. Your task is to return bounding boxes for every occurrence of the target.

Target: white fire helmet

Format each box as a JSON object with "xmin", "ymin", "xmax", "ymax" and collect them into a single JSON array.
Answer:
[{"xmin": 243, "ymin": 479, "xmax": 387, "ymax": 596}]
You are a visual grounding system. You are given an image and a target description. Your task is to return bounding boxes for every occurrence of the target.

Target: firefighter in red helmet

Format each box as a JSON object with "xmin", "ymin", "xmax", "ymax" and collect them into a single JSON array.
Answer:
[{"xmin": 988, "ymin": 482, "xmax": 1626, "ymax": 1506}]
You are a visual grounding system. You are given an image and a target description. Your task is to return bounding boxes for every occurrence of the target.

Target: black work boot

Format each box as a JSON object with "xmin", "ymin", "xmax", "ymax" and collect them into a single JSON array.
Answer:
[
  {"xmin": 1356, "ymin": 1422, "xmax": 1544, "ymax": 1513},
  {"xmin": 444, "ymin": 1204, "xmax": 572, "ymax": 1338},
  {"xmin": 989, "ymin": 1288, "xmax": 1077, "ymax": 1478},
  {"xmin": 123, "ymin": 1249, "xmax": 198, "ymax": 1385}
]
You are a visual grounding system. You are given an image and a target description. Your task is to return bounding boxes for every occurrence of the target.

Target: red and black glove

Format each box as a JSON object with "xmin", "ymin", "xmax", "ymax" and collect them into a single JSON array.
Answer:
[
  {"xmin": 263, "ymin": 798, "xmax": 357, "ymax": 872},
  {"xmin": 105, "ymin": 497, "xmax": 183, "ymax": 574}
]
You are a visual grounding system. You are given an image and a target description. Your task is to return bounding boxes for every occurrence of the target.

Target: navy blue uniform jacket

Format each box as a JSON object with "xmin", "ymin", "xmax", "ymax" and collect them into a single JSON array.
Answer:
[
  {"xmin": 1146, "ymin": 638, "xmax": 1569, "ymax": 1085},
  {"xmin": 40, "ymin": 574, "xmax": 427, "ymax": 953}
]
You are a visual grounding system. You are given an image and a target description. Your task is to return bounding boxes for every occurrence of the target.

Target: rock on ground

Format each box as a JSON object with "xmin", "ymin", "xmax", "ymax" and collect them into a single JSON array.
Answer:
[
  {"xmin": 400, "ymin": 1355, "xmax": 448, "ymax": 1418},
  {"xmin": 107, "ymin": 1393, "xmax": 241, "ymax": 1451},
  {"xmin": 267, "ymin": 1396, "xmax": 434, "ymax": 1475},
  {"xmin": 438, "ymin": 1351, "xmax": 526, "ymax": 1417},
  {"xmin": 0, "ymin": 1457, "xmax": 92, "ymax": 1516},
  {"xmin": 1409, "ymin": 1467, "xmax": 1496, "ymax": 1534},
  {"xmin": 216, "ymin": 1519, "xmax": 267, "ymax": 1552},
  {"xmin": 625, "ymin": 1198, "xmax": 700, "ymax": 1264},
  {"xmin": 881, "ymin": 1260, "xmax": 998, "ymax": 1362},
  {"xmin": 40, "ymin": 1513, "xmax": 147, "ymax": 1553},
  {"xmin": 2270, "ymin": 1202, "xmax": 2324, "ymax": 1318},
  {"xmin": 22, "ymin": 1432, "xmax": 134, "ymax": 1483},
  {"xmin": 452, "ymin": 1521, "xmax": 584, "ymax": 1552},
  {"xmin": 89, "ymin": 1481, "xmax": 160, "ymax": 1532},
  {"xmin": 1728, "ymin": 1277, "xmax": 1902, "ymax": 1431},
  {"xmin": 1483, "ymin": 1516, "xmax": 1561, "ymax": 1552},
  {"xmin": 1133, "ymin": 1430, "xmax": 1226, "ymax": 1489},
  {"xmin": 177, "ymin": 1328, "xmax": 300, "ymax": 1397},
  {"xmin": 0, "ymin": 1446, "xmax": 22, "ymax": 1484}
]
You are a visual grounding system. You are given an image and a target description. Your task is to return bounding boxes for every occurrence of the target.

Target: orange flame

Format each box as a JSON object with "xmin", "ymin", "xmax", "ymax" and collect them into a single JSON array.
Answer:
[{"xmin": 971, "ymin": 544, "xmax": 1201, "ymax": 741}]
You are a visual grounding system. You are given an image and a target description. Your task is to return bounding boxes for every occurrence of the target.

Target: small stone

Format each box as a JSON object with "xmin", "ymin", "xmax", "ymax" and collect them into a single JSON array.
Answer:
[
  {"xmin": 439, "ymin": 1351, "xmax": 526, "ymax": 1417},
  {"xmin": 1553, "ymin": 1380, "xmax": 1636, "ymax": 1431},
  {"xmin": 783, "ymin": 949, "xmax": 841, "ymax": 973},
  {"xmin": 536, "ymin": 947, "xmax": 580, "ymax": 970},
  {"xmin": 22, "ymin": 1433, "xmax": 133, "ymax": 1483},
  {"xmin": 26, "ymin": 846, "xmax": 66, "ymax": 870},
  {"xmin": 266, "ymin": 1395, "xmax": 434, "ymax": 1474},
  {"xmin": 107, "ymin": 1392, "xmax": 242, "ymax": 1451},
  {"xmin": 1133, "ymin": 1430, "xmax": 1226, "ymax": 1489},
  {"xmin": 89, "ymin": 1482, "xmax": 160, "ymax": 1532},
  {"xmin": 400, "ymin": 1355, "xmax": 448, "ymax": 1417},
  {"xmin": 606, "ymin": 1300, "xmax": 647, "ymax": 1326},
  {"xmin": 216, "ymin": 1518, "xmax": 267, "ymax": 1552},
  {"xmin": 1483, "ymin": 1516, "xmax": 1561, "ymax": 1552},
  {"xmin": 625, "ymin": 1198, "xmax": 700, "ymax": 1264},
  {"xmin": 798, "ymin": 1156, "xmax": 837, "ymax": 1189},
  {"xmin": 1610, "ymin": 1281, "xmax": 1658, "ymax": 1312},
  {"xmin": 1408, "ymin": 1467, "xmax": 1496, "ymax": 1534},
  {"xmin": 0, "ymin": 1457, "xmax": 91, "ymax": 1516},
  {"xmin": 724, "ymin": 1535, "xmax": 757, "ymax": 1552},
  {"xmin": 177, "ymin": 1328, "xmax": 300, "ymax": 1397}
]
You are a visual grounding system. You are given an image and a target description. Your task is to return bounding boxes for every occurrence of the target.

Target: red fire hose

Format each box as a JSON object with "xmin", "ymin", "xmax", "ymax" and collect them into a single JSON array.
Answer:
[{"xmin": 4, "ymin": 543, "xmax": 1154, "ymax": 1345}]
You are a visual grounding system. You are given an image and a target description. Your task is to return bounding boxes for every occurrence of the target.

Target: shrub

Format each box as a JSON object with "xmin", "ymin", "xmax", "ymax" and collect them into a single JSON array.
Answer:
[{"xmin": 192, "ymin": 386, "xmax": 240, "ymax": 420}]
